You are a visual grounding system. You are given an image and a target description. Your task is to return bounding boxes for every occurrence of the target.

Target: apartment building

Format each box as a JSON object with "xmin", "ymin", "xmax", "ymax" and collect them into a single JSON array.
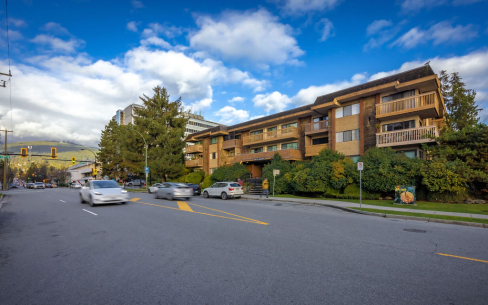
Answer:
[{"xmin": 185, "ymin": 65, "xmax": 445, "ymax": 177}]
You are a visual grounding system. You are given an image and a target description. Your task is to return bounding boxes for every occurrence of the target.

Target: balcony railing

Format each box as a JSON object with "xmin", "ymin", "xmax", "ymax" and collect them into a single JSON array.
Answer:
[
  {"xmin": 185, "ymin": 144, "xmax": 203, "ymax": 154},
  {"xmin": 223, "ymin": 156, "xmax": 235, "ymax": 165},
  {"xmin": 243, "ymin": 127, "xmax": 299, "ymax": 146},
  {"xmin": 376, "ymin": 126, "xmax": 438, "ymax": 147},
  {"xmin": 305, "ymin": 144, "xmax": 329, "ymax": 157},
  {"xmin": 375, "ymin": 91, "xmax": 439, "ymax": 119},
  {"xmin": 185, "ymin": 159, "xmax": 203, "ymax": 168},
  {"xmin": 233, "ymin": 148, "xmax": 301, "ymax": 163},
  {"xmin": 223, "ymin": 139, "xmax": 242, "ymax": 150},
  {"xmin": 304, "ymin": 120, "xmax": 329, "ymax": 135}
]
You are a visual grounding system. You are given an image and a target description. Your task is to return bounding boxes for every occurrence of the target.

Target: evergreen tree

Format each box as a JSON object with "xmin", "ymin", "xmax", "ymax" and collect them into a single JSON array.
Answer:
[
  {"xmin": 439, "ymin": 70, "xmax": 480, "ymax": 130},
  {"xmin": 98, "ymin": 119, "xmax": 126, "ymax": 179},
  {"xmin": 133, "ymin": 86, "xmax": 187, "ymax": 182}
]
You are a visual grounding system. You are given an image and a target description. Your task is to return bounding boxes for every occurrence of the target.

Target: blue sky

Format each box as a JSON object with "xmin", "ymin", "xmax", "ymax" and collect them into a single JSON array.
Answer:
[{"xmin": 0, "ymin": 0, "xmax": 487, "ymax": 146}]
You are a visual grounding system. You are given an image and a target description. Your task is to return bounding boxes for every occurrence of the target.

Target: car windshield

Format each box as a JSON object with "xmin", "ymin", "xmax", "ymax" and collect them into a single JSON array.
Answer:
[
  {"xmin": 92, "ymin": 181, "xmax": 120, "ymax": 189},
  {"xmin": 229, "ymin": 183, "xmax": 240, "ymax": 187},
  {"xmin": 35, "ymin": 182, "xmax": 43, "ymax": 185}
]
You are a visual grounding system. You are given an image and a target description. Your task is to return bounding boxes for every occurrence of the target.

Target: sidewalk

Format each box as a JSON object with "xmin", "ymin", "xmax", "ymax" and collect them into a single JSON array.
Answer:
[{"xmin": 242, "ymin": 195, "xmax": 488, "ymax": 220}]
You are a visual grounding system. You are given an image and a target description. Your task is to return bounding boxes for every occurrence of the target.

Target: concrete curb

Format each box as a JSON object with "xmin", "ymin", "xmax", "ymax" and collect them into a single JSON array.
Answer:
[
  {"xmin": 241, "ymin": 196, "xmax": 487, "ymax": 229},
  {"xmin": 0, "ymin": 193, "xmax": 5, "ymax": 211}
]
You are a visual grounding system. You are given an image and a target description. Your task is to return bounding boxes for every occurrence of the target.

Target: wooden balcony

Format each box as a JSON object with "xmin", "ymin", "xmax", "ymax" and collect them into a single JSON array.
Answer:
[
  {"xmin": 233, "ymin": 149, "xmax": 302, "ymax": 163},
  {"xmin": 223, "ymin": 139, "xmax": 242, "ymax": 150},
  {"xmin": 305, "ymin": 144, "xmax": 329, "ymax": 157},
  {"xmin": 185, "ymin": 159, "xmax": 203, "ymax": 168},
  {"xmin": 185, "ymin": 144, "xmax": 203, "ymax": 154},
  {"xmin": 223, "ymin": 156, "xmax": 235, "ymax": 165},
  {"xmin": 375, "ymin": 91, "xmax": 440, "ymax": 121},
  {"xmin": 242, "ymin": 127, "xmax": 299, "ymax": 146},
  {"xmin": 304, "ymin": 120, "xmax": 329, "ymax": 135},
  {"xmin": 376, "ymin": 126, "xmax": 438, "ymax": 147}
]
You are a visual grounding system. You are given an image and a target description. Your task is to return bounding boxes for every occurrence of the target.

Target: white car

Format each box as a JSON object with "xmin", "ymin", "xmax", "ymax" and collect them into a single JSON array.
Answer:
[
  {"xmin": 80, "ymin": 180, "xmax": 129, "ymax": 207},
  {"xmin": 148, "ymin": 183, "xmax": 163, "ymax": 193},
  {"xmin": 202, "ymin": 182, "xmax": 243, "ymax": 200},
  {"xmin": 33, "ymin": 182, "xmax": 45, "ymax": 189},
  {"xmin": 71, "ymin": 183, "xmax": 82, "ymax": 189}
]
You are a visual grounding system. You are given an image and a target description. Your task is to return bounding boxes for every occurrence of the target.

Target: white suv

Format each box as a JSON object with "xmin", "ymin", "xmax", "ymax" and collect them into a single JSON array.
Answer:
[{"xmin": 203, "ymin": 182, "xmax": 243, "ymax": 200}]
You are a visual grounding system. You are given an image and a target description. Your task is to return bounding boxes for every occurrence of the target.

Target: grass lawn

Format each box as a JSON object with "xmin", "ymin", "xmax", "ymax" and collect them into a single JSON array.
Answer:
[
  {"xmin": 352, "ymin": 208, "xmax": 488, "ymax": 225},
  {"xmin": 125, "ymin": 188, "xmax": 149, "ymax": 193},
  {"xmin": 272, "ymin": 194, "xmax": 488, "ymax": 216}
]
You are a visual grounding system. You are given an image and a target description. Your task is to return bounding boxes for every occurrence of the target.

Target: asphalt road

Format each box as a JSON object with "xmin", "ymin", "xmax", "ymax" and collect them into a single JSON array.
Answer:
[{"xmin": 1, "ymin": 188, "xmax": 487, "ymax": 305}]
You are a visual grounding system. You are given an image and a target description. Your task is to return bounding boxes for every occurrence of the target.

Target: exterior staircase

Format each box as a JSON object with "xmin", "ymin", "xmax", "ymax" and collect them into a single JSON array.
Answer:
[{"xmin": 246, "ymin": 178, "xmax": 263, "ymax": 195}]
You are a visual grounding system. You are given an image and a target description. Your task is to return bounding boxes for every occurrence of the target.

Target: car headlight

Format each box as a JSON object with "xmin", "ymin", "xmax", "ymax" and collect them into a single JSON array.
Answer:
[
  {"xmin": 121, "ymin": 190, "xmax": 127, "ymax": 193},
  {"xmin": 93, "ymin": 191, "xmax": 102, "ymax": 195}
]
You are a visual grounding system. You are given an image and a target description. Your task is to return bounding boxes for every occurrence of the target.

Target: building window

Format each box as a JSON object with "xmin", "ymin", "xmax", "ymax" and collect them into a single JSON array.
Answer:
[
  {"xmin": 210, "ymin": 137, "xmax": 218, "ymax": 144},
  {"xmin": 235, "ymin": 134, "xmax": 241, "ymax": 140},
  {"xmin": 211, "ymin": 152, "xmax": 217, "ymax": 159},
  {"xmin": 382, "ymin": 90, "xmax": 415, "ymax": 103},
  {"xmin": 336, "ymin": 103, "xmax": 359, "ymax": 118},
  {"xmin": 267, "ymin": 126, "xmax": 277, "ymax": 132},
  {"xmin": 382, "ymin": 120, "xmax": 415, "ymax": 132},
  {"xmin": 312, "ymin": 137, "xmax": 328, "ymax": 145},
  {"xmin": 281, "ymin": 142, "xmax": 298, "ymax": 150},
  {"xmin": 281, "ymin": 122, "xmax": 298, "ymax": 129},
  {"xmin": 228, "ymin": 150, "xmax": 235, "ymax": 157},
  {"xmin": 251, "ymin": 147, "xmax": 263, "ymax": 153},
  {"xmin": 250, "ymin": 130, "xmax": 263, "ymax": 135},
  {"xmin": 397, "ymin": 150, "xmax": 417, "ymax": 158},
  {"xmin": 349, "ymin": 155, "xmax": 360, "ymax": 163},
  {"xmin": 336, "ymin": 129, "xmax": 360, "ymax": 142},
  {"xmin": 267, "ymin": 145, "xmax": 277, "ymax": 151},
  {"xmin": 313, "ymin": 116, "xmax": 328, "ymax": 122}
]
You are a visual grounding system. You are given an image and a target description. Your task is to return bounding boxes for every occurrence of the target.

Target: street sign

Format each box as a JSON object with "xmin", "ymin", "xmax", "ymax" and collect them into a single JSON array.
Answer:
[
  {"xmin": 0, "ymin": 156, "xmax": 11, "ymax": 159},
  {"xmin": 357, "ymin": 162, "xmax": 363, "ymax": 171},
  {"xmin": 273, "ymin": 169, "xmax": 280, "ymax": 177},
  {"xmin": 28, "ymin": 146, "xmax": 32, "ymax": 149},
  {"xmin": 145, "ymin": 167, "xmax": 149, "ymax": 174}
]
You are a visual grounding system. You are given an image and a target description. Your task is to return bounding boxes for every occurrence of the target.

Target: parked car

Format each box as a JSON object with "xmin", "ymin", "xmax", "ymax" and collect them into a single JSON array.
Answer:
[
  {"xmin": 148, "ymin": 183, "xmax": 163, "ymax": 193},
  {"xmin": 154, "ymin": 182, "xmax": 193, "ymax": 200},
  {"xmin": 185, "ymin": 183, "xmax": 201, "ymax": 196},
  {"xmin": 26, "ymin": 183, "xmax": 33, "ymax": 189},
  {"xmin": 125, "ymin": 179, "xmax": 145, "ymax": 187},
  {"xmin": 71, "ymin": 183, "xmax": 82, "ymax": 189},
  {"xmin": 11, "ymin": 184, "xmax": 17, "ymax": 188},
  {"xmin": 45, "ymin": 183, "xmax": 52, "ymax": 188},
  {"xmin": 80, "ymin": 180, "xmax": 129, "ymax": 207},
  {"xmin": 33, "ymin": 182, "xmax": 45, "ymax": 189},
  {"xmin": 52, "ymin": 183, "xmax": 57, "ymax": 188},
  {"xmin": 203, "ymin": 182, "xmax": 243, "ymax": 200}
]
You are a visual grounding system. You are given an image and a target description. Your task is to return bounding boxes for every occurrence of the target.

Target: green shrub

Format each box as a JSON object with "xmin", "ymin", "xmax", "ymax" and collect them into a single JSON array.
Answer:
[
  {"xmin": 324, "ymin": 186, "xmax": 340, "ymax": 198},
  {"xmin": 421, "ymin": 159, "xmax": 467, "ymax": 194},
  {"xmin": 344, "ymin": 183, "xmax": 360, "ymax": 195},
  {"xmin": 262, "ymin": 153, "xmax": 293, "ymax": 194},
  {"xmin": 185, "ymin": 171, "xmax": 205, "ymax": 184},
  {"xmin": 201, "ymin": 175, "xmax": 213, "ymax": 189},
  {"xmin": 211, "ymin": 163, "xmax": 249, "ymax": 183}
]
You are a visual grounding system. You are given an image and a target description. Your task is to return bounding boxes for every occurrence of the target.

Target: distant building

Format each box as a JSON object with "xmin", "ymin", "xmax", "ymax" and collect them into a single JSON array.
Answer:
[{"xmin": 68, "ymin": 162, "xmax": 96, "ymax": 183}]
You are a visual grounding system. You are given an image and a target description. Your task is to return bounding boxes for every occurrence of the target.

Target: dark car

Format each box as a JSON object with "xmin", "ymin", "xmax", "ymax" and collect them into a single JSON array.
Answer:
[{"xmin": 186, "ymin": 183, "xmax": 201, "ymax": 196}]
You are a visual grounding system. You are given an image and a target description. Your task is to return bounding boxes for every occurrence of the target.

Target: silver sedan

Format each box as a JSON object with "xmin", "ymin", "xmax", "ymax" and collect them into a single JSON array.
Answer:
[
  {"xmin": 155, "ymin": 182, "xmax": 193, "ymax": 200},
  {"xmin": 148, "ymin": 183, "xmax": 163, "ymax": 193}
]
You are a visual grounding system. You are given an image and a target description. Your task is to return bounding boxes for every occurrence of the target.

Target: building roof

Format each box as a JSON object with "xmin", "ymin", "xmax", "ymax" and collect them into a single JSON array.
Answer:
[
  {"xmin": 314, "ymin": 65, "xmax": 435, "ymax": 105},
  {"xmin": 185, "ymin": 65, "xmax": 436, "ymax": 141}
]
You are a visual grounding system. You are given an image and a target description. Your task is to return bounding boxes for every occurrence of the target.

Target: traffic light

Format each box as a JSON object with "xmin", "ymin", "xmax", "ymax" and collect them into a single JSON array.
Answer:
[
  {"xmin": 51, "ymin": 147, "xmax": 57, "ymax": 159},
  {"xmin": 71, "ymin": 157, "xmax": 75, "ymax": 164},
  {"xmin": 21, "ymin": 148, "xmax": 27, "ymax": 157},
  {"xmin": 32, "ymin": 173, "xmax": 34, "ymax": 177}
]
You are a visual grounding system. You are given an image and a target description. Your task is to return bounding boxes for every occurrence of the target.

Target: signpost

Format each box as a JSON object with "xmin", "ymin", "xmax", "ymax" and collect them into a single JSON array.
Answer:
[
  {"xmin": 357, "ymin": 162, "xmax": 364, "ymax": 208},
  {"xmin": 145, "ymin": 167, "xmax": 149, "ymax": 174},
  {"xmin": 272, "ymin": 169, "xmax": 280, "ymax": 197}
]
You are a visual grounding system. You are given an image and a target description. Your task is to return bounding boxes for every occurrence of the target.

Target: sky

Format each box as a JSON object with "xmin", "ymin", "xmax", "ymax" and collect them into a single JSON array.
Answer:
[{"xmin": 0, "ymin": 0, "xmax": 487, "ymax": 147}]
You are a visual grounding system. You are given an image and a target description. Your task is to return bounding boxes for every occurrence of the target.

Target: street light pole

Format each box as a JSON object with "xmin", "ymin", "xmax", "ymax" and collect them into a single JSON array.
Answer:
[
  {"xmin": 81, "ymin": 149, "xmax": 98, "ymax": 179},
  {"xmin": 127, "ymin": 128, "xmax": 148, "ymax": 189}
]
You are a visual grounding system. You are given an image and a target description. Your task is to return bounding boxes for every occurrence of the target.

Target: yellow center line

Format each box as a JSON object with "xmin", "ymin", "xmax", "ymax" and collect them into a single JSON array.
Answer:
[
  {"xmin": 177, "ymin": 201, "xmax": 194, "ymax": 212},
  {"xmin": 437, "ymin": 253, "xmax": 488, "ymax": 264},
  {"xmin": 137, "ymin": 200, "xmax": 268, "ymax": 225},
  {"xmin": 187, "ymin": 202, "xmax": 267, "ymax": 224},
  {"xmin": 130, "ymin": 198, "xmax": 141, "ymax": 202}
]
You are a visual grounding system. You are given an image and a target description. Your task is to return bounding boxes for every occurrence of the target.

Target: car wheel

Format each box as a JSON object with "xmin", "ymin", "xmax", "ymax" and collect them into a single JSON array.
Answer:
[
  {"xmin": 89, "ymin": 196, "xmax": 95, "ymax": 207},
  {"xmin": 148, "ymin": 189, "xmax": 151, "ymax": 193},
  {"xmin": 166, "ymin": 193, "xmax": 174, "ymax": 201},
  {"xmin": 221, "ymin": 192, "xmax": 228, "ymax": 200},
  {"xmin": 155, "ymin": 192, "xmax": 159, "ymax": 199},
  {"xmin": 80, "ymin": 194, "xmax": 85, "ymax": 203},
  {"xmin": 203, "ymin": 191, "xmax": 209, "ymax": 199},
  {"xmin": 121, "ymin": 202, "xmax": 126, "ymax": 205}
]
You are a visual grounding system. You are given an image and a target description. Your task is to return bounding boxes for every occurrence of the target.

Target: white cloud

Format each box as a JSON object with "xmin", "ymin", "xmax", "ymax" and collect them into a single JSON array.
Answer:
[
  {"xmin": 400, "ymin": 0, "xmax": 485, "ymax": 13},
  {"xmin": 41, "ymin": 22, "xmax": 70, "ymax": 35},
  {"xmin": 253, "ymin": 91, "xmax": 292, "ymax": 113},
  {"xmin": 214, "ymin": 106, "xmax": 249, "ymax": 124},
  {"xmin": 316, "ymin": 18, "xmax": 334, "ymax": 42},
  {"xmin": 184, "ymin": 98, "xmax": 213, "ymax": 113},
  {"xmin": 31, "ymin": 34, "xmax": 85, "ymax": 53},
  {"xmin": 146, "ymin": 23, "xmax": 184, "ymax": 38},
  {"xmin": 127, "ymin": 21, "xmax": 139, "ymax": 32},
  {"xmin": 189, "ymin": 9, "xmax": 304, "ymax": 66},
  {"xmin": 273, "ymin": 0, "xmax": 342, "ymax": 16},
  {"xmin": 131, "ymin": 0, "xmax": 144, "ymax": 9},
  {"xmin": 140, "ymin": 36, "xmax": 172, "ymax": 49},
  {"xmin": 366, "ymin": 19, "xmax": 393, "ymax": 36},
  {"xmin": 391, "ymin": 21, "xmax": 477, "ymax": 49},
  {"xmin": 250, "ymin": 115, "xmax": 264, "ymax": 120},
  {"xmin": 228, "ymin": 96, "xmax": 244, "ymax": 104},
  {"xmin": 8, "ymin": 18, "xmax": 26, "ymax": 27}
]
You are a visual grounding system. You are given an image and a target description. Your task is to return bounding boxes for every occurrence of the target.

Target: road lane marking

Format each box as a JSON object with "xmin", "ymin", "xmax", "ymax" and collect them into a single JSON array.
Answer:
[
  {"xmin": 136, "ymin": 200, "xmax": 268, "ymax": 225},
  {"xmin": 60, "ymin": 200, "xmax": 66, "ymax": 203},
  {"xmin": 130, "ymin": 198, "xmax": 141, "ymax": 202},
  {"xmin": 187, "ymin": 202, "xmax": 265, "ymax": 223},
  {"xmin": 177, "ymin": 201, "xmax": 194, "ymax": 212},
  {"xmin": 82, "ymin": 209, "xmax": 98, "ymax": 216},
  {"xmin": 437, "ymin": 253, "xmax": 488, "ymax": 264}
]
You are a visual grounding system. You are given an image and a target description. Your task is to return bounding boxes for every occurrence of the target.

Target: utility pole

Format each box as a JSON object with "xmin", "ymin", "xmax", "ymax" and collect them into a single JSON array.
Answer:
[{"xmin": 1, "ymin": 129, "xmax": 13, "ymax": 190}]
